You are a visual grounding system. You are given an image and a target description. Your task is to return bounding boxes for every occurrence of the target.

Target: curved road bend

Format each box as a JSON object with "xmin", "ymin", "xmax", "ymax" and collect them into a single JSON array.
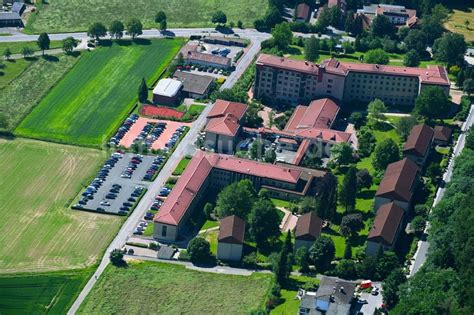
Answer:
[{"xmin": 67, "ymin": 31, "xmax": 267, "ymax": 314}]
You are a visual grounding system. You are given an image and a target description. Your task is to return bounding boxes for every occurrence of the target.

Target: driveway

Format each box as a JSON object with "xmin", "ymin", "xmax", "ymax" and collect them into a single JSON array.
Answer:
[{"xmin": 354, "ymin": 282, "xmax": 383, "ymax": 315}]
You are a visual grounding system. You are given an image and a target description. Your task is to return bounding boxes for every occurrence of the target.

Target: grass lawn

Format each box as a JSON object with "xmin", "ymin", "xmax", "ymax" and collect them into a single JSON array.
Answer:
[
  {"xmin": 444, "ymin": 6, "xmax": 474, "ymax": 42},
  {"xmin": 182, "ymin": 104, "xmax": 206, "ymax": 121},
  {"xmin": 202, "ymin": 229, "xmax": 219, "ymax": 255},
  {"xmin": 78, "ymin": 261, "xmax": 273, "ymax": 314},
  {"xmin": 0, "ymin": 54, "xmax": 80, "ymax": 131},
  {"xmin": 16, "ymin": 39, "xmax": 184, "ymax": 147},
  {"xmin": 0, "ymin": 267, "xmax": 92, "ymax": 314},
  {"xmin": 143, "ymin": 223, "xmax": 154, "ymax": 237},
  {"xmin": 271, "ymin": 275, "xmax": 320, "ymax": 315},
  {"xmin": 0, "ymin": 40, "xmax": 63, "ymax": 55},
  {"xmin": 201, "ymin": 219, "xmax": 219, "ymax": 231},
  {"xmin": 0, "ymin": 139, "xmax": 123, "ymax": 273},
  {"xmin": 271, "ymin": 198, "xmax": 292, "ymax": 209},
  {"xmin": 26, "ymin": 0, "xmax": 268, "ymax": 33},
  {"xmin": 172, "ymin": 155, "xmax": 192, "ymax": 176}
]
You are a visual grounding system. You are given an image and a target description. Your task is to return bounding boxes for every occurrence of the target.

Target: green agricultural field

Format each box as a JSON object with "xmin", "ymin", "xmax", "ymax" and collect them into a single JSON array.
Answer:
[
  {"xmin": 78, "ymin": 261, "xmax": 273, "ymax": 314},
  {"xmin": 0, "ymin": 268, "xmax": 92, "ymax": 314},
  {"xmin": 0, "ymin": 54, "xmax": 80, "ymax": 130},
  {"xmin": 0, "ymin": 40, "xmax": 63, "ymax": 55},
  {"xmin": 16, "ymin": 39, "xmax": 183, "ymax": 147},
  {"xmin": 26, "ymin": 0, "xmax": 268, "ymax": 33},
  {"xmin": 0, "ymin": 139, "xmax": 123, "ymax": 273}
]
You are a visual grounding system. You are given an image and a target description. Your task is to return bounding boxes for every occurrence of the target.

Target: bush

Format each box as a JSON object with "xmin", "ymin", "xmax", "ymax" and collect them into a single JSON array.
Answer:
[
  {"xmin": 178, "ymin": 249, "xmax": 190, "ymax": 261},
  {"xmin": 110, "ymin": 248, "xmax": 126, "ymax": 266},
  {"xmin": 242, "ymin": 252, "xmax": 258, "ymax": 268},
  {"xmin": 148, "ymin": 242, "xmax": 159, "ymax": 250},
  {"xmin": 187, "ymin": 237, "xmax": 212, "ymax": 264}
]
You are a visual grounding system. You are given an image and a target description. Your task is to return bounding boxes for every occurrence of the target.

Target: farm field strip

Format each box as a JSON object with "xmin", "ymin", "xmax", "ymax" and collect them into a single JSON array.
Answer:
[{"xmin": 16, "ymin": 39, "xmax": 184, "ymax": 147}]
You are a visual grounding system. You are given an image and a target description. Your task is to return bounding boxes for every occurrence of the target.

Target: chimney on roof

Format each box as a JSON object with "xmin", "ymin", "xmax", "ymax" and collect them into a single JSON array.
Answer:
[{"xmin": 305, "ymin": 61, "xmax": 308, "ymax": 65}]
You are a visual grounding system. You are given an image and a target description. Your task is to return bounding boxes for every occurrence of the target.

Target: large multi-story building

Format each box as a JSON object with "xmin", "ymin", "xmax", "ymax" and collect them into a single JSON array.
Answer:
[
  {"xmin": 153, "ymin": 151, "xmax": 326, "ymax": 241},
  {"xmin": 357, "ymin": 3, "xmax": 417, "ymax": 27},
  {"xmin": 254, "ymin": 54, "xmax": 450, "ymax": 107}
]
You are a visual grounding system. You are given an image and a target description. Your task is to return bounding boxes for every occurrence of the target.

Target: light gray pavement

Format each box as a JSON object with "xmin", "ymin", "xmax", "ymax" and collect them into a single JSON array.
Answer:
[
  {"xmin": 67, "ymin": 30, "xmax": 266, "ymax": 314},
  {"xmin": 409, "ymin": 104, "xmax": 474, "ymax": 276}
]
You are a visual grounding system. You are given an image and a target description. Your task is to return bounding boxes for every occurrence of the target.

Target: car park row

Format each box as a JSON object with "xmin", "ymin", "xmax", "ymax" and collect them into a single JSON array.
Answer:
[{"xmin": 109, "ymin": 114, "xmax": 139, "ymax": 146}]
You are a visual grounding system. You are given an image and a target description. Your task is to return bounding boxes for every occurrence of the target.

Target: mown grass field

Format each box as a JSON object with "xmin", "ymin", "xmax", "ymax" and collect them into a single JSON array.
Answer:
[
  {"xmin": 444, "ymin": 5, "xmax": 474, "ymax": 42},
  {"xmin": 16, "ymin": 39, "xmax": 184, "ymax": 147},
  {"xmin": 0, "ymin": 268, "xmax": 92, "ymax": 314},
  {"xmin": 0, "ymin": 40, "xmax": 63, "ymax": 55},
  {"xmin": 26, "ymin": 0, "xmax": 268, "ymax": 33},
  {"xmin": 78, "ymin": 261, "xmax": 272, "ymax": 314},
  {"xmin": 0, "ymin": 139, "xmax": 123, "ymax": 273},
  {"xmin": 0, "ymin": 54, "xmax": 80, "ymax": 130},
  {"xmin": 171, "ymin": 156, "xmax": 192, "ymax": 175}
]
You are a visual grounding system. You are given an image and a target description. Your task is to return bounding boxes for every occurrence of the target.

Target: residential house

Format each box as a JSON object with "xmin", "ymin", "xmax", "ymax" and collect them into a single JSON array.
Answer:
[
  {"xmin": 295, "ymin": 212, "xmax": 323, "ymax": 250},
  {"xmin": 374, "ymin": 158, "xmax": 420, "ymax": 212},
  {"xmin": 433, "ymin": 125, "xmax": 452, "ymax": 146},
  {"xmin": 296, "ymin": 3, "xmax": 311, "ymax": 22},
  {"xmin": 217, "ymin": 215, "xmax": 246, "ymax": 261},
  {"xmin": 366, "ymin": 202, "xmax": 405, "ymax": 256},
  {"xmin": 403, "ymin": 124, "xmax": 434, "ymax": 167}
]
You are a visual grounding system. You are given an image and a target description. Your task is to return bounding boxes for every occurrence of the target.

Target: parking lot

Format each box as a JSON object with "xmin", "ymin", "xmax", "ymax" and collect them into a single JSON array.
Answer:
[
  {"xmin": 73, "ymin": 152, "xmax": 164, "ymax": 215},
  {"xmin": 119, "ymin": 117, "xmax": 190, "ymax": 151}
]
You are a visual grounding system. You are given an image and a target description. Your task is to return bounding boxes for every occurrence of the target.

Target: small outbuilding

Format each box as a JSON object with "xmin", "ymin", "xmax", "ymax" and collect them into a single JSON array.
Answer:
[
  {"xmin": 294, "ymin": 212, "xmax": 323, "ymax": 250},
  {"xmin": 152, "ymin": 78, "xmax": 183, "ymax": 106},
  {"xmin": 0, "ymin": 12, "xmax": 22, "ymax": 27},
  {"xmin": 217, "ymin": 215, "xmax": 245, "ymax": 261},
  {"xmin": 433, "ymin": 125, "xmax": 452, "ymax": 146}
]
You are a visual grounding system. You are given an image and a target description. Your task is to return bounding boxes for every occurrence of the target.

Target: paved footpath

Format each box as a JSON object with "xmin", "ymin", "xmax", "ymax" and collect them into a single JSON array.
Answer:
[{"xmin": 66, "ymin": 29, "xmax": 267, "ymax": 315}]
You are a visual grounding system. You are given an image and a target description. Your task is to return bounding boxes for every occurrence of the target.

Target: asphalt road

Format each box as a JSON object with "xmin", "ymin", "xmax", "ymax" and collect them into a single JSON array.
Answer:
[
  {"xmin": 410, "ymin": 103, "xmax": 474, "ymax": 276},
  {"xmin": 66, "ymin": 30, "xmax": 265, "ymax": 314}
]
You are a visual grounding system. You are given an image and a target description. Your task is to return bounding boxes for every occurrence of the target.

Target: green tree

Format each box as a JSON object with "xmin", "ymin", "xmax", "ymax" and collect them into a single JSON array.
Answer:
[
  {"xmin": 304, "ymin": 35, "xmax": 319, "ymax": 62},
  {"xmin": 3, "ymin": 48, "xmax": 12, "ymax": 60},
  {"xmin": 382, "ymin": 268, "xmax": 406, "ymax": 308},
  {"xmin": 155, "ymin": 11, "xmax": 167, "ymax": 23},
  {"xmin": 216, "ymin": 179, "xmax": 256, "ymax": 219},
  {"xmin": 187, "ymin": 237, "xmax": 211, "ymax": 264},
  {"xmin": 37, "ymin": 32, "xmax": 50, "ymax": 56},
  {"xmin": 62, "ymin": 37, "xmax": 77, "ymax": 54},
  {"xmin": 344, "ymin": 242, "xmax": 352, "ymax": 259},
  {"xmin": 356, "ymin": 169, "xmax": 373, "ymax": 191},
  {"xmin": 21, "ymin": 47, "xmax": 33, "ymax": 58},
  {"xmin": 404, "ymin": 30, "xmax": 427, "ymax": 55},
  {"xmin": 414, "ymin": 86, "xmax": 450, "ymax": 119},
  {"xmin": 411, "ymin": 216, "xmax": 426, "ymax": 233},
  {"xmin": 371, "ymin": 15, "xmax": 395, "ymax": 38},
  {"xmin": 308, "ymin": 236, "xmax": 335, "ymax": 272},
  {"xmin": 271, "ymin": 22, "xmax": 293, "ymax": 51},
  {"xmin": 330, "ymin": 142, "xmax": 353, "ymax": 166},
  {"xmin": 365, "ymin": 48, "xmax": 389, "ymax": 65},
  {"xmin": 314, "ymin": 173, "xmax": 338, "ymax": 221},
  {"xmin": 250, "ymin": 139, "xmax": 263, "ymax": 160},
  {"xmin": 0, "ymin": 113, "xmax": 8, "ymax": 129},
  {"xmin": 204, "ymin": 202, "xmax": 214, "ymax": 219},
  {"xmin": 340, "ymin": 213, "xmax": 364, "ymax": 237},
  {"xmin": 109, "ymin": 248, "xmax": 125, "ymax": 266},
  {"xmin": 376, "ymin": 251, "xmax": 400, "ymax": 280},
  {"xmin": 403, "ymin": 49, "xmax": 420, "ymax": 67},
  {"xmin": 138, "ymin": 78, "xmax": 148, "ymax": 103},
  {"xmin": 357, "ymin": 127, "xmax": 376, "ymax": 157},
  {"xmin": 433, "ymin": 32, "xmax": 467, "ymax": 66},
  {"xmin": 335, "ymin": 259, "xmax": 357, "ymax": 279},
  {"xmin": 87, "ymin": 22, "xmax": 107, "ymax": 41},
  {"xmin": 248, "ymin": 199, "xmax": 281, "ymax": 248},
  {"xmin": 299, "ymin": 197, "xmax": 317, "ymax": 214},
  {"xmin": 295, "ymin": 246, "xmax": 310, "ymax": 273},
  {"xmin": 176, "ymin": 52, "xmax": 184, "ymax": 65},
  {"xmin": 160, "ymin": 19, "xmax": 167, "ymax": 31},
  {"xmin": 466, "ymin": 127, "xmax": 474, "ymax": 150},
  {"xmin": 211, "ymin": 10, "xmax": 227, "ymax": 26},
  {"xmin": 109, "ymin": 20, "xmax": 125, "ymax": 39},
  {"xmin": 126, "ymin": 18, "xmax": 143, "ymax": 39},
  {"xmin": 367, "ymin": 98, "xmax": 387, "ymax": 121},
  {"xmin": 237, "ymin": 20, "xmax": 243, "ymax": 28},
  {"xmin": 463, "ymin": 78, "xmax": 474, "ymax": 96},
  {"xmin": 274, "ymin": 235, "xmax": 291, "ymax": 285},
  {"xmin": 264, "ymin": 148, "xmax": 276, "ymax": 163},
  {"xmin": 339, "ymin": 167, "xmax": 357, "ymax": 212},
  {"xmin": 372, "ymin": 138, "xmax": 400, "ymax": 172},
  {"xmin": 394, "ymin": 115, "xmax": 418, "ymax": 140}
]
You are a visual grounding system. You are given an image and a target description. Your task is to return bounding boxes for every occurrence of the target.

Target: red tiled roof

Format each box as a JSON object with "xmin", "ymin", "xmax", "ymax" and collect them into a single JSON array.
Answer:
[
  {"xmin": 295, "ymin": 212, "xmax": 323, "ymax": 241},
  {"xmin": 375, "ymin": 158, "xmax": 419, "ymax": 202},
  {"xmin": 205, "ymin": 113, "xmax": 241, "ymax": 136},
  {"xmin": 292, "ymin": 139, "xmax": 311, "ymax": 165},
  {"xmin": 321, "ymin": 58, "xmax": 450, "ymax": 86},
  {"xmin": 278, "ymin": 137, "xmax": 298, "ymax": 145},
  {"xmin": 256, "ymin": 54, "xmax": 320, "ymax": 76},
  {"xmin": 284, "ymin": 98, "xmax": 340, "ymax": 132},
  {"xmin": 207, "ymin": 99, "xmax": 248, "ymax": 120},
  {"xmin": 154, "ymin": 151, "xmax": 304, "ymax": 226},
  {"xmin": 403, "ymin": 124, "xmax": 434, "ymax": 157},
  {"xmin": 140, "ymin": 105, "xmax": 185, "ymax": 119},
  {"xmin": 296, "ymin": 3, "xmax": 310, "ymax": 20},
  {"xmin": 433, "ymin": 125, "xmax": 452, "ymax": 142},
  {"xmin": 368, "ymin": 202, "xmax": 404, "ymax": 245},
  {"xmin": 218, "ymin": 215, "xmax": 246, "ymax": 244}
]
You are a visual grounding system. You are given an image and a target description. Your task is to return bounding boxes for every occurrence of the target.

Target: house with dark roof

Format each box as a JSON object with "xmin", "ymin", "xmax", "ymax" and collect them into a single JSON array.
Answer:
[
  {"xmin": 295, "ymin": 212, "xmax": 323, "ymax": 250},
  {"xmin": 204, "ymin": 99, "xmax": 248, "ymax": 154},
  {"xmin": 0, "ymin": 12, "xmax": 22, "ymax": 27},
  {"xmin": 366, "ymin": 202, "xmax": 405, "ymax": 256},
  {"xmin": 11, "ymin": 1, "xmax": 25, "ymax": 15},
  {"xmin": 296, "ymin": 3, "xmax": 311, "ymax": 22},
  {"xmin": 299, "ymin": 276, "xmax": 356, "ymax": 315},
  {"xmin": 403, "ymin": 124, "xmax": 434, "ymax": 167},
  {"xmin": 374, "ymin": 158, "xmax": 420, "ymax": 212},
  {"xmin": 153, "ymin": 151, "xmax": 326, "ymax": 241},
  {"xmin": 433, "ymin": 125, "xmax": 452, "ymax": 146},
  {"xmin": 217, "ymin": 215, "xmax": 246, "ymax": 261},
  {"xmin": 173, "ymin": 71, "xmax": 215, "ymax": 99}
]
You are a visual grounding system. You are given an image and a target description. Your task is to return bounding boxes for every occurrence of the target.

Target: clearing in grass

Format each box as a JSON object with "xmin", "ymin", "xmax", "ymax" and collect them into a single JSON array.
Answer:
[
  {"xmin": 0, "ymin": 54, "xmax": 80, "ymax": 130},
  {"xmin": 0, "ymin": 139, "xmax": 123, "ymax": 273},
  {"xmin": 16, "ymin": 39, "xmax": 184, "ymax": 147},
  {"xmin": 78, "ymin": 261, "xmax": 273, "ymax": 314},
  {"xmin": 0, "ymin": 267, "xmax": 92, "ymax": 314},
  {"xmin": 26, "ymin": 0, "xmax": 268, "ymax": 33}
]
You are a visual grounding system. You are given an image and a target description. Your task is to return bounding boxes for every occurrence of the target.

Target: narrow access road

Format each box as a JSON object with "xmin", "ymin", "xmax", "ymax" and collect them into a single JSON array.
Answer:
[
  {"xmin": 409, "ymin": 103, "xmax": 474, "ymax": 276},
  {"xmin": 67, "ymin": 32, "xmax": 265, "ymax": 314}
]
